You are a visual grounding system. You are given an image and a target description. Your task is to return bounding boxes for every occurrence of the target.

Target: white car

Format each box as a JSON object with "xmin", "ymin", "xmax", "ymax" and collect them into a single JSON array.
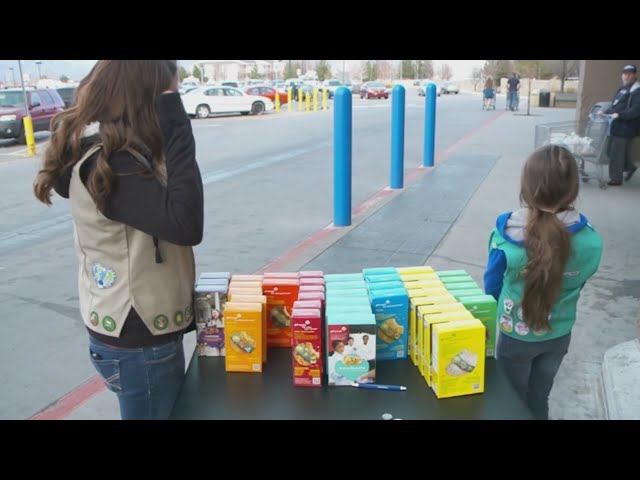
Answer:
[
  {"xmin": 181, "ymin": 86, "xmax": 274, "ymax": 118},
  {"xmin": 441, "ymin": 82, "xmax": 460, "ymax": 94},
  {"xmin": 418, "ymin": 81, "xmax": 442, "ymax": 97}
]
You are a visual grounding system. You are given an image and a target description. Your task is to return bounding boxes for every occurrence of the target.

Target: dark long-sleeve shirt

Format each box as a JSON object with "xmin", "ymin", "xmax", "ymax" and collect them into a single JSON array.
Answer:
[{"xmin": 55, "ymin": 93, "xmax": 204, "ymax": 348}]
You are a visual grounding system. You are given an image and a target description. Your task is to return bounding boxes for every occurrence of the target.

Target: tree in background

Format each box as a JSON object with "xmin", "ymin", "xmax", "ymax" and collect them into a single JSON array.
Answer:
[
  {"xmin": 438, "ymin": 63, "xmax": 454, "ymax": 81},
  {"xmin": 401, "ymin": 60, "xmax": 416, "ymax": 79},
  {"xmin": 248, "ymin": 64, "xmax": 264, "ymax": 80},
  {"xmin": 178, "ymin": 66, "xmax": 189, "ymax": 82},
  {"xmin": 416, "ymin": 60, "xmax": 434, "ymax": 79},
  {"xmin": 59, "ymin": 75, "xmax": 69, "ymax": 83},
  {"xmin": 483, "ymin": 60, "xmax": 512, "ymax": 85},
  {"xmin": 284, "ymin": 61, "xmax": 300, "ymax": 80},
  {"xmin": 471, "ymin": 67, "xmax": 483, "ymax": 91},
  {"xmin": 544, "ymin": 60, "xmax": 580, "ymax": 92},
  {"xmin": 376, "ymin": 61, "xmax": 393, "ymax": 81},
  {"xmin": 193, "ymin": 65, "xmax": 204, "ymax": 83},
  {"xmin": 316, "ymin": 60, "xmax": 332, "ymax": 81},
  {"xmin": 514, "ymin": 59, "xmax": 552, "ymax": 80},
  {"xmin": 362, "ymin": 61, "xmax": 378, "ymax": 82}
]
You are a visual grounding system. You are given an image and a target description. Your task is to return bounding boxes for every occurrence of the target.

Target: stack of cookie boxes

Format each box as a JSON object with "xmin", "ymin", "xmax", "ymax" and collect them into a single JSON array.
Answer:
[
  {"xmin": 406, "ymin": 268, "xmax": 497, "ymax": 399},
  {"xmin": 291, "ymin": 271, "xmax": 324, "ymax": 387},
  {"xmin": 224, "ymin": 274, "xmax": 267, "ymax": 373},
  {"xmin": 362, "ymin": 268, "xmax": 409, "ymax": 361},
  {"xmin": 324, "ymin": 274, "xmax": 377, "ymax": 387}
]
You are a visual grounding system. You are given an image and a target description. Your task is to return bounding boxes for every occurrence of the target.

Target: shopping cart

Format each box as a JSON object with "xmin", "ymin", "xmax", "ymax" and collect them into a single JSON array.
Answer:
[
  {"xmin": 482, "ymin": 88, "xmax": 496, "ymax": 110},
  {"xmin": 534, "ymin": 102, "xmax": 612, "ymax": 189}
]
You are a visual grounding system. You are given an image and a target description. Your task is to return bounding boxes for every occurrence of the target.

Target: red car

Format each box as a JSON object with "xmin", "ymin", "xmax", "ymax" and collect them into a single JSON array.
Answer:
[
  {"xmin": 245, "ymin": 86, "xmax": 288, "ymax": 105},
  {"xmin": 360, "ymin": 82, "xmax": 389, "ymax": 99},
  {"xmin": 0, "ymin": 88, "xmax": 65, "ymax": 143}
]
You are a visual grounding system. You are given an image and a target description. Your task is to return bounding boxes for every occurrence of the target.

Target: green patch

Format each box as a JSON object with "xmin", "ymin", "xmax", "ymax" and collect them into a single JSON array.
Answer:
[{"xmin": 102, "ymin": 316, "xmax": 116, "ymax": 332}]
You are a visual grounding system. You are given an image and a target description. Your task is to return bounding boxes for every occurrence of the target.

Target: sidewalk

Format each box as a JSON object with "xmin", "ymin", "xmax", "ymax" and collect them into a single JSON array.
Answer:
[{"xmin": 300, "ymin": 106, "xmax": 640, "ymax": 420}]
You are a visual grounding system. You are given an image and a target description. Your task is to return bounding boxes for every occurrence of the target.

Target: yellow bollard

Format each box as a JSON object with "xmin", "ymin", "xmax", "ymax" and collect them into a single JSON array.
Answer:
[
  {"xmin": 23, "ymin": 116, "xmax": 36, "ymax": 156},
  {"xmin": 306, "ymin": 91, "xmax": 310, "ymax": 112},
  {"xmin": 299, "ymin": 90, "xmax": 304, "ymax": 111},
  {"xmin": 322, "ymin": 88, "xmax": 328, "ymax": 111},
  {"xmin": 275, "ymin": 89, "xmax": 280, "ymax": 112},
  {"xmin": 313, "ymin": 88, "xmax": 318, "ymax": 112},
  {"xmin": 287, "ymin": 88, "xmax": 292, "ymax": 112}
]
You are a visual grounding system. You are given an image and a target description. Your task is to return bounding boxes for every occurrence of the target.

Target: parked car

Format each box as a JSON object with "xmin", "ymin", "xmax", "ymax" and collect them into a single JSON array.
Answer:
[
  {"xmin": 360, "ymin": 81, "xmax": 389, "ymax": 99},
  {"xmin": 245, "ymin": 85, "xmax": 288, "ymax": 105},
  {"xmin": 179, "ymin": 81, "xmax": 199, "ymax": 95},
  {"xmin": 418, "ymin": 80, "xmax": 442, "ymax": 97},
  {"xmin": 222, "ymin": 81, "xmax": 239, "ymax": 88},
  {"xmin": 0, "ymin": 88, "xmax": 65, "ymax": 143},
  {"xmin": 56, "ymin": 86, "xmax": 77, "ymax": 109},
  {"xmin": 320, "ymin": 79, "xmax": 345, "ymax": 98},
  {"xmin": 181, "ymin": 86, "xmax": 274, "ymax": 118},
  {"xmin": 441, "ymin": 81, "xmax": 460, "ymax": 94}
]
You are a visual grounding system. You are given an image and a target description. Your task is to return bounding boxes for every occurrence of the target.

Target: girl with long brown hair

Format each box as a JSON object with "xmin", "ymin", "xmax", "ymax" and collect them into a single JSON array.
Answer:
[
  {"xmin": 484, "ymin": 145, "xmax": 603, "ymax": 419},
  {"xmin": 33, "ymin": 60, "xmax": 204, "ymax": 420}
]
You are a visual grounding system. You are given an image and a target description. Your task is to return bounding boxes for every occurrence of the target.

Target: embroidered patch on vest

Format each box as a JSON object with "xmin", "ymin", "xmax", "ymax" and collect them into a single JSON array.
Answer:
[
  {"xmin": 102, "ymin": 316, "xmax": 116, "ymax": 332},
  {"xmin": 89, "ymin": 311, "xmax": 99, "ymax": 327},
  {"xmin": 92, "ymin": 263, "xmax": 116, "ymax": 289},
  {"xmin": 515, "ymin": 322, "xmax": 529, "ymax": 336},
  {"xmin": 499, "ymin": 314, "xmax": 513, "ymax": 333},
  {"xmin": 154, "ymin": 315, "xmax": 169, "ymax": 330},
  {"xmin": 503, "ymin": 299, "xmax": 514, "ymax": 315},
  {"xmin": 174, "ymin": 311, "xmax": 184, "ymax": 326}
]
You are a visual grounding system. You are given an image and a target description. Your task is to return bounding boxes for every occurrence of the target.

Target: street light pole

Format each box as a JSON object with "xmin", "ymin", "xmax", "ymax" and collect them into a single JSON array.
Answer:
[
  {"xmin": 36, "ymin": 61, "xmax": 42, "ymax": 80},
  {"xmin": 9, "ymin": 67, "xmax": 16, "ymax": 86},
  {"xmin": 342, "ymin": 60, "xmax": 346, "ymax": 83}
]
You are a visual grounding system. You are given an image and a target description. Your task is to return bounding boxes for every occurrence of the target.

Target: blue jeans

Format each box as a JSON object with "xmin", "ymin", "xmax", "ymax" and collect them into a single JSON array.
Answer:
[
  {"xmin": 89, "ymin": 334, "xmax": 185, "ymax": 420},
  {"xmin": 507, "ymin": 91, "xmax": 518, "ymax": 110},
  {"xmin": 496, "ymin": 332, "xmax": 571, "ymax": 420}
]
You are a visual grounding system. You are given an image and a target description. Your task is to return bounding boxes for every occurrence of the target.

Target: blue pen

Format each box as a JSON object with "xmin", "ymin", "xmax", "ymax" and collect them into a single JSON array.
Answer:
[{"xmin": 351, "ymin": 382, "xmax": 407, "ymax": 391}]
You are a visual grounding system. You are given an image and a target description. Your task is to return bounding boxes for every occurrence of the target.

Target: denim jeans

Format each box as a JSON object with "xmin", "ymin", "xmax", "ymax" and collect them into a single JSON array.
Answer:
[
  {"xmin": 496, "ymin": 332, "xmax": 571, "ymax": 420},
  {"xmin": 89, "ymin": 334, "xmax": 185, "ymax": 420},
  {"xmin": 507, "ymin": 91, "xmax": 518, "ymax": 110}
]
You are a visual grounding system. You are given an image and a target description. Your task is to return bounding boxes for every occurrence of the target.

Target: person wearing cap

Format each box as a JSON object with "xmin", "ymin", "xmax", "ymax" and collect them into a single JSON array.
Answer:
[{"xmin": 602, "ymin": 64, "xmax": 640, "ymax": 186}]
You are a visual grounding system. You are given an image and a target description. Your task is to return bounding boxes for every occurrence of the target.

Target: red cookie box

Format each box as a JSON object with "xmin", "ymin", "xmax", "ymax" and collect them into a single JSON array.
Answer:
[{"xmin": 291, "ymin": 308, "xmax": 323, "ymax": 387}]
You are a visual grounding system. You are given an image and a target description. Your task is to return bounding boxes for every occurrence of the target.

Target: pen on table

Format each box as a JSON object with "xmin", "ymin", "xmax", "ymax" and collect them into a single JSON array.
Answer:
[{"xmin": 351, "ymin": 382, "xmax": 407, "ymax": 391}]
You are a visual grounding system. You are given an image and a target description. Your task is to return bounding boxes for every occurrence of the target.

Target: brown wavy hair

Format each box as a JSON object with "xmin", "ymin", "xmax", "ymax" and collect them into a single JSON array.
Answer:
[
  {"xmin": 484, "ymin": 77, "xmax": 494, "ymax": 89},
  {"xmin": 520, "ymin": 145, "xmax": 579, "ymax": 332},
  {"xmin": 33, "ymin": 60, "xmax": 177, "ymax": 212}
]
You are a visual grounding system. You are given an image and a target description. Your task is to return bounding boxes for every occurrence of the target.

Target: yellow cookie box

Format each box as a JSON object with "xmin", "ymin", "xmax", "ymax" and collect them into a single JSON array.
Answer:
[
  {"xmin": 228, "ymin": 295, "xmax": 268, "ymax": 364},
  {"xmin": 224, "ymin": 302, "xmax": 263, "ymax": 373},
  {"xmin": 396, "ymin": 266, "xmax": 435, "ymax": 274},
  {"xmin": 409, "ymin": 294, "xmax": 457, "ymax": 366},
  {"xmin": 404, "ymin": 280, "xmax": 446, "ymax": 291},
  {"xmin": 228, "ymin": 281, "xmax": 263, "ymax": 290},
  {"xmin": 227, "ymin": 287, "xmax": 263, "ymax": 300},
  {"xmin": 431, "ymin": 319, "xmax": 486, "ymax": 399},
  {"xmin": 400, "ymin": 273, "xmax": 440, "ymax": 283},
  {"xmin": 420, "ymin": 309, "xmax": 474, "ymax": 383}
]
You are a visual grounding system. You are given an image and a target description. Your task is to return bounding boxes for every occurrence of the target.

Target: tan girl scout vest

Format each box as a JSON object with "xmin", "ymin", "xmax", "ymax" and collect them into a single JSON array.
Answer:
[{"xmin": 69, "ymin": 144, "xmax": 195, "ymax": 337}]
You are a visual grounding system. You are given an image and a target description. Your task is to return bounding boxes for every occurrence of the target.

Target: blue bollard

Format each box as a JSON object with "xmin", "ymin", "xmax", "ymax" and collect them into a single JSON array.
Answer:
[
  {"xmin": 423, "ymin": 83, "xmax": 437, "ymax": 167},
  {"xmin": 390, "ymin": 84, "xmax": 405, "ymax": 189},
  {"xmin": 334, "ymin": 86, "xmax": 352, "ymax": 227}
]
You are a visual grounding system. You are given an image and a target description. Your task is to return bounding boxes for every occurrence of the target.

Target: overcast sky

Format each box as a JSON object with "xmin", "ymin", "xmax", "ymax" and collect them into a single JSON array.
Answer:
[{"xmin": 1, "ymin": 60, "xmax": 486, "ymax": 83}]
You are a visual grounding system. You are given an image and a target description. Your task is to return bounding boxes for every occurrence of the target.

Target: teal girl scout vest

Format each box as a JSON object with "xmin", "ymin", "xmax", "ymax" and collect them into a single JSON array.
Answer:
[{"xmin": 489, "ymin": 215, "xmax": 603, "ymax": 342}]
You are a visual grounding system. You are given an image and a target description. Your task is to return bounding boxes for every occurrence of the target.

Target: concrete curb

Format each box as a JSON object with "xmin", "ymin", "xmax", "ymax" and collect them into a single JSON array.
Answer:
[{"xmin": 602, "ymin": 338, "xmax": 640, "ymax": 420}]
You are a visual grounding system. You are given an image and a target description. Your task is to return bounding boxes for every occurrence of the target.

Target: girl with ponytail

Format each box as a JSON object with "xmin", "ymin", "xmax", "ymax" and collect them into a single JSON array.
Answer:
[{"xmin": 484, "ymin": 145, "xmax": 603, "ymax": 419}]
